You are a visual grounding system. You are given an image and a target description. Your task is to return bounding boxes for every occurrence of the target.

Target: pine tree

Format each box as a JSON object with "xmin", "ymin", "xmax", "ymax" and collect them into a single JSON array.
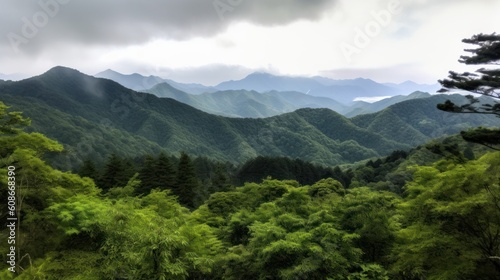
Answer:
[
  {"xmin": 210, "ymin": 163, "xmax": 232, "ymax": 193},
  {"xmin": 438, "ymin": 33, "xmax": 500, "ymax": 104},
  {"xmin": 78, "ymin": 158, "xmax": 98, "ymax": 181},
  {"xmin": 137, "ymin": 154, "xmax": 157, "ymax": 195},
  {"xmin": 438, "ymin": 33, "xmax": 500, "ymax": 149},
  {"xmin": 174, "ymin": 152, "xmax": 199, "ymax": 208},
  {"xmin": 154, "ymin": 152, "xmax": 176, "ymax": 190},
  {"xmin": 98, "ymin": 154, "xmax": 131, "ymax": 192}
]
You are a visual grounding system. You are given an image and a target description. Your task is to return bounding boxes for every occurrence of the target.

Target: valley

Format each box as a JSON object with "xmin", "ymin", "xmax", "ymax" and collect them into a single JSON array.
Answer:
[{"xmin": 1, "ymin": 66, "xmax": 497, "ymax": 171}]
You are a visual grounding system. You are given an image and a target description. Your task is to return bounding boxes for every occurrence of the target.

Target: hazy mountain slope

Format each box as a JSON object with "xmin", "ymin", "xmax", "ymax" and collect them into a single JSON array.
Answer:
[
  {"xmin": 95, "ymin": 69, "xmax": 217, "ymax": 94},
  {"xmin": 215, "ymin": 72, "xmax": 438, "ymax": 104},
  {"xmin": 145, "ymin": 83, "xmax": 348, "ymax": 118},
  {"xmin": 146, "ymin": 82, "xmax": 431, "ymax": 119},
  {"xmin": 1, "ymin": 67, "xmax": 411, "ymax": 169},
  {"xmin": 351, "ymin": 94, "xmax": 500, "ymax": 146},
  {"xmin": 345, "ymin": 91, "xmax": 432, "ymax": 117},
  {"xmin": 2, "ymin": 67, "xmax": 495, "ymax": 170}
]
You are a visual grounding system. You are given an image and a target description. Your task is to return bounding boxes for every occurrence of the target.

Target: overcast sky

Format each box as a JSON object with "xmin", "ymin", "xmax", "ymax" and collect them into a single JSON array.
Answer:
[{"xmin": 1, "ymin": 0, "xmax": 498, "ymax": 85}]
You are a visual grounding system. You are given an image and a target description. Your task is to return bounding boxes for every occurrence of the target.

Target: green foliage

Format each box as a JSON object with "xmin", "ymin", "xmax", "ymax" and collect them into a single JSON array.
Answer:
[
  {"xmin": 77, "ymin": 158, "xmax": 98, "ymax": 181},
  {"xmin": 4, "ymin": 101, "xmax": 500, "ymax": 279},
  {"xmin": 439, "ymin": 33, "xmax": 500, "ymax": 102},
  {"xmin": 175, "ymin": 152, "xmax": 200, "ymax": 208},
  {"xmin": 6, "ymin": 67, "xmax": 498, "ymax": 170},
  {"xmin": 392, "ymin": 152, "xmax": 500, "ymax": 279},
  {"xmin": 461, "ymin": 127, "xmax": 500, "ymax": 150},
  {"xmin": 97, "ymin": 153, "xmax": 135, "ymax": 192},
  {"xmin": 237, "ymin": 156, "xmax": 350, "ymax": 186},
  {"xmin": 437, "ymin": 33, "xmax": 500, "ymax": 149},
  {"xmin": 0, "ymin": 101, "xmax": 31, "ymax": 134},
  {"xmin": 308, "ymin": 178, "xmax": 345, "ymax": 197},
  {"xmin": 348, "ymin": 264, "xmax": 389, "ymax": 280},
  {"xmin": 337, "ymin": 188, "xmax": 400, "ymax": 265}
]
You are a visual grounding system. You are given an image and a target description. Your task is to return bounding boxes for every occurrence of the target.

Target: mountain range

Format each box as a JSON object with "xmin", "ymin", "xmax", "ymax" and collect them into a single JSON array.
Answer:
[
  {"xmin": 98, "ymin": 69, "xmax": 439, "ymax": 118},
  {"xmin": 145, "ymin": 81, "xmax": 432, "ymax": 118},
  {"xmin": 96, "ymin": 69, "xmax": 441, "ymax": 104},
  {"xmin": 95, "ymin": 69, "xmax": 218, "ymax": 94},
  {"xmin": 1, "ymin": 66, "xmax": 497, "ymax": 170},
  {"xmin": 0, "ymin": 72, "xmax": 27, "ymax": 81},
  {"xmin": 216, "ymin": 72, "xmax": 440, "ymax": 103}
]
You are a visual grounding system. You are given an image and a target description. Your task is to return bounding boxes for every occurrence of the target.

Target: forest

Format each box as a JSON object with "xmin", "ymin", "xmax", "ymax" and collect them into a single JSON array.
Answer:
[{"xmin": 1, "ymin": 99, "xmax": 500, "ymax": 279}]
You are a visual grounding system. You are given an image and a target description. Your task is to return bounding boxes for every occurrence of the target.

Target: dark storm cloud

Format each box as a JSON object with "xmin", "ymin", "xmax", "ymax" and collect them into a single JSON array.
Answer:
[{"xmin": 2, "ymin": 0, "xmax": 336, "ymax": 55}]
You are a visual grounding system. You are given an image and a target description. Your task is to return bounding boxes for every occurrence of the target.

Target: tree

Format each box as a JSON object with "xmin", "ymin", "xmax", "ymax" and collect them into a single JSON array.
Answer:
[
  {"xmin": 137, "ymin": 154, "xmax": 157, "ymax": 195},
  {"xmin": 0, "ymin": 102, "xmax": 99, "ymax": 275},
  {"xmin": 174, "ymin": 152, "xmax": 199, "ymax": 209},
  {"xmin": 154, "ymin": 152, "xmax": 176, "ymax": 190},
  {"xmin": 0, "ymin": 102, "xmax": 31, "ymax": 135},
  {"xmin": 98, "ymin": 154, "xmax": 134, "ymax": 192},
  {"xmin": 437, "ymin": 33, "xmax": 500, "ymax": 149},
  {"xmin": 391, "ymin": 153, "xmax": 500, "ymax": 279},
  {"xmin": 77, "ymin": 158, "xmax": 98, "ymax": 181},
  {"xmin": 438, "ymin": 33, "xmax": 500, "ymax": 105}
]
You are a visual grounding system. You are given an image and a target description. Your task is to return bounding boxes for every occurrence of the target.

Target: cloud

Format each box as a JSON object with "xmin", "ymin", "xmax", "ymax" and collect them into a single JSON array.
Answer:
[{"xmin": 2, "ymin": 0, "xmax": 336, "ymax": 55}]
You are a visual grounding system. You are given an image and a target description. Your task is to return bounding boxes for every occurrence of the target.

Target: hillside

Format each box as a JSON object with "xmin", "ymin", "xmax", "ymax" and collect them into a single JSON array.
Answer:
[
  {"xmin": 216, "ymin": 72, "xmax": 440, "ymax": 103},
  {"xmin": 145, "ymin": 83, "xmax": 348, "ymax": 118},
  {"xmin": 351, "ymin": 94, "xmax": 500, "ymax": 146},
  {"xmin": 145, "ymin": 81, "xmax": 432, "ymax": 119},
  {"xmin": 95, "ymin": 69, "xmax": 217, "ymax": 94},
  {"xmin": 1, "ymin": 66, "xmax": 496, "ymax": 170},
  {"xmin": 0, "ymin": 67, "xmax": 409, "ymax": 169}
]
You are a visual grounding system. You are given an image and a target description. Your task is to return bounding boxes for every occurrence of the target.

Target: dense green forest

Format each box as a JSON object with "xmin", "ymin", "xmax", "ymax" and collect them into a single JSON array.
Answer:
[
  {"xmin": 1, "ymin": 67, "xmax": 499, "ymax": 171},
  {"xmin": 2, "ymin": 101, "xmax": 500, "ymax": 279}
]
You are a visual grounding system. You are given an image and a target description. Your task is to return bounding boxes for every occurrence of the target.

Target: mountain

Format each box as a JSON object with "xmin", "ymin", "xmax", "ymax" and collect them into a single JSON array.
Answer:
[
  {"xmin": 145, "ymin": 81, "xmax": 431, "ymax": 119},
  {"xmin": 145, "ymin": 83, "xmax": 348, "ymax": 118},
  {"xmin": 95, "ymin": 69, "xmax": 217, "ymax": 94},
  {"xmin": 345, "ymin": 91, "xmax": 432, "ymax": 117},
  {"xmin": 351, "ymin": 94, "xmax": 500, "ymax": 147},
  {"xmin": 215, "ymin": 72, "xmax": 438, "ymax": 104},
  {"xmin": 1, "ymin": 66, "xmax": 411, "ymax": 169},
  {"xmin": 1, "ymin": 66, "xmax": 497, "ymax": 171},
  {"xmin": 216, "ymin": 72, "xmax": 325, "ymax": 93},
  {"xmin": 0, "ymin": 72, "xmax": 27, "ymax": 81},
  {"xmin": 384, "ymin": 80, "xmax": 440, "ymax": 95}
]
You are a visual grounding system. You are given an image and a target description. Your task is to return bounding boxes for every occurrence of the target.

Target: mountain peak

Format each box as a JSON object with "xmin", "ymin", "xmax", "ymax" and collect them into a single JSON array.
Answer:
[
  {"xmin": 97, "ymin": 68, "xmax": 120, "ymax": 75},
  {"xmin": 39, "ymin": 66, "xmax": 87, "ymax": 80},
  {"xmin": 45, "ymin": 66, "xmax": 81, "ymax": 74}
]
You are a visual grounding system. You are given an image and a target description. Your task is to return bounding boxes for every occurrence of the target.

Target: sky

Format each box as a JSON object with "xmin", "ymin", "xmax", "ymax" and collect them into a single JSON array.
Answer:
[{"xmin": 0, "ymin": 0, "xmax": 498, "ymax": 85}]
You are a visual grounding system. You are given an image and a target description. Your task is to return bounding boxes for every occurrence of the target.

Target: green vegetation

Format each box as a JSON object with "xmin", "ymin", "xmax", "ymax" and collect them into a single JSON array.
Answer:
[
  {"xmin": 438, "ymin": 33, "xmax": 500, "ymax": 149},
  {"xmin": 2, "ymin": 102, "xmax": 500, "ymax": 279},
  {"xmin": 2, "ymin": 66, "xmax": 499, "ymax": 172}
]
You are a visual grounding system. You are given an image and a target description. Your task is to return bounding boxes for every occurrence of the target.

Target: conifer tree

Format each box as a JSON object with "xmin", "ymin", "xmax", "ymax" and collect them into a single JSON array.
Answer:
[
  {"xmin": 77, "ymin": 158, "xmax": 98, "ymax": 181},
  {"xmin": 154, "ymin": 152, "xmax": 176, "ymax": 190},
  {"xmin": 98, "ymin": 154, "xmax": 131, "ymax": 192},
  {"xmin": 137, "ymin": 154, "xmax": 157, "ymax": 195},
  {"xmin": 210, "ymin": 163, "xmax": 232, "ymax": 192},
  {"xmin": 174, "ymin": 152, "xmax": 199, "ymax": 208},
  {"xmin": 438, "ymin": 33, "xmax": 500, "ymax": 149}
]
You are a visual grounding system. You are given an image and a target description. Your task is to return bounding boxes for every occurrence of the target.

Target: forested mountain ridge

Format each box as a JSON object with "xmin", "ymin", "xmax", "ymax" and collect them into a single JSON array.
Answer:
[
  {"xmin": 215, "ymin": 72, "xmax": 440, "ymax": 103},
  {"xmin": 95, "ymin": 68, "xmax": 218, "ymax": 94},
  {"xmin": 145, "ymin": 82, "xmax": 431, "ymax": 118},
  {"xmin": 1, "ymin": 66, "xmax": 497, "ymax": 170},
  {"xmin": 1, "ymin": 101, "xmax": 499, "ymax": 278},
  {"xmin": 98, "ymin": 69, "xmax": 438, "ymax": 116},
  {"xmin": 145, "ymin": 83, "xmax": 347, "ymax": 118},
  {"xmin": 351, "ymin": 94, "xmax": 500, "ymax": 146},
  {"xmin": 0, "ymin": 67, "xmax": 405, "ymax": 169}
]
